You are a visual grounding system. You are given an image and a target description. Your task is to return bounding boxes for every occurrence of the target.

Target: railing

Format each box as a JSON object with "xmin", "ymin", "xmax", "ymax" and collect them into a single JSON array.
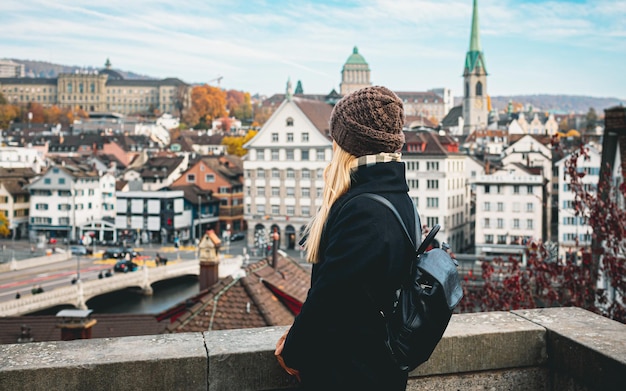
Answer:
[{"xmin": 1, "ymin": 307, "xmax": 624, "ymax": 390}]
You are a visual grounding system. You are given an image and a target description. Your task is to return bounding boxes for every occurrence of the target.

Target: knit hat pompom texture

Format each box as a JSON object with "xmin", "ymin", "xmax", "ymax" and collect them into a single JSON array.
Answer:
[{"xmin": 330, "ymin": 86, "xmax": 405, "ymax": 157}]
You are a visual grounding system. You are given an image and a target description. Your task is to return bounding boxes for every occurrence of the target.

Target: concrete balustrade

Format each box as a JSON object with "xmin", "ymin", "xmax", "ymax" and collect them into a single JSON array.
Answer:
[
  {"xmin": 1, "ymin": 307, "xmax": 624, "ymax": 390},
  {"xmin": 0, "ymin": 252, "xmax": 71, "ymax": 273}
]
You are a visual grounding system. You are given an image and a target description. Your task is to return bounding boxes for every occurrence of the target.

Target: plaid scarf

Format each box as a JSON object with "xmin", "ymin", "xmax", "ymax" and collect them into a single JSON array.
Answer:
[{"xmin": 350, "ymin": 152, "xmax": 402, "ymax": 171}]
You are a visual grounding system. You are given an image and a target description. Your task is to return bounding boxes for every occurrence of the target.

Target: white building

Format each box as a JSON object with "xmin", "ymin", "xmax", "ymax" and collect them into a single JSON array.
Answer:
[
  {"xmin": 0, "ymin": 59, "xmax": 24, "ymax": 78},
  {"xmin": 115, "ymin": 190, "xmax": 192, "ymax": 244},
  {"xmin": 501, "ymin": 134, "xmax": 553, "ymax": 239},
  {"xmin": 28, "ymin": 163, "xmax": 117, "ymax": 242},
  {"xmin": 403, "ymin": 130, "xmax": 469, "ymax": 252},
  {"xmin": 0, "ymin": 146, "xmax": 46, "ymax": 173},
  {"xmin": 243, "ymin": 90, "xmax": 333, "ymax": 250},
  {"xmin": 554, "ymin": 145, "xmax": 602, "ymax": 262},
  {"xmin": 472, "ymin": 163, "xmax": 544, "ymax": 258}
]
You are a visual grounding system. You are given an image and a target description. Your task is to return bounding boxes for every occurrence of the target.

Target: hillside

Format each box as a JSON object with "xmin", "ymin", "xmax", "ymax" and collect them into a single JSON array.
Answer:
[
  {"xmin": 454, "ymin": 94, "xmax": 624, "ymax": 115},
  {"xmin": 10, "ymin": 59, "xmax": 153, "ymax": 80}
]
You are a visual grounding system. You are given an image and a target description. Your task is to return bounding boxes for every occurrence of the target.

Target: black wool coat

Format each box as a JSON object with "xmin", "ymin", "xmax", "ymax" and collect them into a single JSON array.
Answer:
[{"xmin": 281, "ymin": 161, "xmax": 417, "ymax": 391}]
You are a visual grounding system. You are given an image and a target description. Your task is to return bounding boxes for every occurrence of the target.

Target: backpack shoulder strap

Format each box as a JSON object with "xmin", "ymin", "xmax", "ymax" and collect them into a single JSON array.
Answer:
[{"xmin": 358, "ymin": 193, "xmax": 419, "ymax": 251}]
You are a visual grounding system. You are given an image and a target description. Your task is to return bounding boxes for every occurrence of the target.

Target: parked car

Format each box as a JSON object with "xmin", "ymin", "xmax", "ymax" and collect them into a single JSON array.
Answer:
[
  {"xmin": 70, "ymin": 245, "xmax": 92, "ymax": 255},
  {"xmin": 102, "ymin": 247, "xmax": 139, "ymax": 259},
  {"xmin": 113, "ymin": 260, "xmax": 138, "ymax": 273},
  {"xmin": 230, "ymin": 232, "xmax": 245, "ymax": 242}
]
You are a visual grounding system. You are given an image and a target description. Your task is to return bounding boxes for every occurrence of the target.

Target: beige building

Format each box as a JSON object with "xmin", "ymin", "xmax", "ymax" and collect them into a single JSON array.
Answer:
[
  {"xmin": 339, "ymin": 47, "xmax": 372, "ymax": 95},
  {"xmin": 0, "ymin": 60, "xmax": 191, "ymax": 116}
]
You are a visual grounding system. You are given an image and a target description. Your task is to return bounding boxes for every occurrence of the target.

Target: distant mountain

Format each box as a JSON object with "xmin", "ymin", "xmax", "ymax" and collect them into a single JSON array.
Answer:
[
  {"xmin": 9, "ymin": 59, "xmax": 154, "ymax": 80},
  {"xmin": 454, "ymin": 94, "xmax": 624, "ymax": 115}
]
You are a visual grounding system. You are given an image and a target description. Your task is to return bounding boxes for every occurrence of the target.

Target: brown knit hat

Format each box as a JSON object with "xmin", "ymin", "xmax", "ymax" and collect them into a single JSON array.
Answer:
[{"xmin": 330, "ymin": 86, "xmax": 405, "ymax": 157}]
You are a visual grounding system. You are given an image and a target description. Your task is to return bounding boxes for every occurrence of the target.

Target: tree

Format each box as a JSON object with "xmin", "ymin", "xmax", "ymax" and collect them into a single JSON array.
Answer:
[
  {"xmin": 27, "ymin": 102, "xmax": 46, "ymax": 123},
  {"xmin": 0, "ymin": 212, "xmax": 10, "ymax": 238},
  {"xmin": 460, "ymin": 136, "xmax": 626, "ymax": 323},
  {"xmin": 0, "ymin": 104, "xmax": 20, "ymax": 130},
  {"xmin": 189, "ymin": 85, "xmax": 227, "ymax": 128},
  {"xmin": 228, "ymin": 90, "xmax": 253, "ymax": 123},
  {"xmin": 0, "ymin": 92, "xmax": 7, "ymax": 105},
  {"xmin": 221, "ymin": 130, "xmax": 258, "ymax": 156},
  {"xmin": 585, "ymin": 107, "xmax": 598, "ymax": 132}
]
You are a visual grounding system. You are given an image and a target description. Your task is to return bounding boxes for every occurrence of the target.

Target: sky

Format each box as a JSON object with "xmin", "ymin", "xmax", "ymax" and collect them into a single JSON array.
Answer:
[{"xmin": 1, "ymin": 0, "xmax": 625, "ymax": 100}]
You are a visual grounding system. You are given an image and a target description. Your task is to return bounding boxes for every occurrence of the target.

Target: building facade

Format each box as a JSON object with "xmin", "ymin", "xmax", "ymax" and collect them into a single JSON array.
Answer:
[
  {"xmin": 0, "ymin": 60, "xmax": 191, "ymax": 116},
  {"xmin": 472, "ymin": 164, "xmax": 544, "ymax": 258},
  {"xmin": 243, "ymin": 94, "xmax": 333, "ymax": 251}
]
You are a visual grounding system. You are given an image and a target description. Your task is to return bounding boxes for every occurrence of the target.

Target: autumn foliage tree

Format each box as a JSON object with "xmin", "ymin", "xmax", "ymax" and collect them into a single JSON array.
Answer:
[
  {"xmin": 221, "ymin": 130, "xmax": 258, "ymax": 157},
  {"xmin": 0, "ymin": 213, "xmax": 10, "ymax": 238},
  {"xmin": 460, "ymin": 133, "xmax": 626, "ymax": 323},
  {"xmin": 185, "ymin": 85, "xmax": 227, "ymax": 129}
]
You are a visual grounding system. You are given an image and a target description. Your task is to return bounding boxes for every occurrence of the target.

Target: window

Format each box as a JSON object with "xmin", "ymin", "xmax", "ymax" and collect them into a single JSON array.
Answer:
[
  {"xmin": 408, "ymin": 180, "xmax": 419, "ymax": 189},
  {"xmin": 483, "ymin": 202, "xmax": 490, "ymax": 211},
  {"xmin": 287, "ymin": 133, "xmax": 293, "ymax": 142},
  {"xmin": 426, "ymin": 217, "xmax": 439, "ymax": 227},
  {"xmin": 302, "ymin": 206, "xmax": 310, "ymax": 216},
  {"xmin": 497, "ymin": 202, "xmax": 504, "ymax": 212},
  {"xmin": 426, "ymin": 161, "xmax": 439, "ymax": 171},
  {"xmin": 317, "ymin": 169, "xmax": 324, "ymax": 179},
  {"xmin": 301, "ymin": 188, "xmax": 310, "ymax": 197},
  {"xmin": 485, "ymin": 234, "xmax": 494, "ymax": 244},
  {"xmin": 484, "ymin": 185, "xmax": 490, "ymax": 194},
  {"xmin": 301, "ymin": 150, "xmax": 309, "ymax": 160},
  {"xmin": 257, "ymin": 168, "xmax": 265, "ymax": 178},
  {"xmin": 476, "ymin": 81, "xmax": 483, "ymax": 96},
  {"xmin": 302, "ymin": 132, "xmax": 309, "ymax": 142},
  {"xmin": 497, "ymin": 235, "xmax": 507, "ymax": 244},
  {"xmin": 35, "ymin": 203, "xmax": 48, "ymax": 210},
  {"xmin": 271, "ymin": 149, "xmax": 279, "ymax": 160},
  {"xmin": 497, "ymin": 218, "xmax": 504, "ymax": 229},
  {"xmin": 316, "ymin": 188, "xmax": 322, "ymax": 197},
  {"xmin": 527, "ymin": 186, "xmax": 534, "ymax": 195},
  {"xmin": 44, "ymin": 178, "xmax": 51, "ymax": 184},
  {"xmin": 272, "ymin": 168, "xmax": 280, "ymax": 178},
  {"xmin": 286, "ymin": 187, "xmax": 295, "ymax": 197},
  {"xmin": 426, "ymin": 197, "xmax": 439, "ymax": 208},
  {"xmin": 317, "ymin": 149, "xmax": 325, "ymax": 161},
  {"xmin": 527, "ymin": 219, "xmax": 534, "ymax": 229},
  {"xmin": 513, "ymin": 202, "xmax": 520, "ymax": 212},
  {"xmin": 427, "ymin": 180, "xmax": 439, "ymax": 189},
  {"xmin": 286, "ymin": 150, "xmax": 294, "ymax": 160},
  {"xmin": 205, "ymin": 174, "xmax": 215, "ymax": 183},
  {"xmin": 187, "ymin": 174, "xmax": 196, "ymax": 182},
  {"xmin": 513, "ymin": 218, "xmax": 520, "ymax": 229},
  {"xmin": 218, "ymin": 187, "xmax": 229, "ymax": 194},
  {"xmin": 286, "ymin": 169, "xmax": 295, "ymax": 178},
  {"xmin": 513, "ymin": 185, "xmax": 520, "ymax": 194},
  {"xmin": 59, "ymin": 178, "xmax": 65, "ymax": 184},
  {"xmin": 272, "ymin": 205, "xmax": 280, "ymax": 214},
  {"xmin": 257, "ymin": 187, "xmax": 265, "ymax": 196},
  {"xmin": 257, "ymin": 205, "xmax": 266, "ymax": 214},
  {"xmin": 286, "ymin": 117, "xmax": 294, "ymax": 126},
  {"xmin": 272, "ymin": 187, "xmax": 280, "ymax": 196},
  {"xmin": 526, "ymin": 203, "xmax": 534, "ymax": 212},
  {"xmin": 496, "ymin": 185, "xmax": 502, "ymax": 194}
]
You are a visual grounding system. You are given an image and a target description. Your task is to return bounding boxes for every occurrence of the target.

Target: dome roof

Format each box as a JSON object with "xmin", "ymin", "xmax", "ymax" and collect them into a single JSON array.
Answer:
[
  {"xmin": 345, "ymin": 46, "xmax": 368, "ymax": 65},
  {"xmin": 99, "ymin": 68, "xmax": 124, "ymax": 80}
]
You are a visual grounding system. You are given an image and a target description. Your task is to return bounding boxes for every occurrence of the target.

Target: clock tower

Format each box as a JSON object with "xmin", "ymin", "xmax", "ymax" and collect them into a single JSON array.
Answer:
[{"xmin": 463, "ymin": 0, "xmax": 488, "ymax": 134}]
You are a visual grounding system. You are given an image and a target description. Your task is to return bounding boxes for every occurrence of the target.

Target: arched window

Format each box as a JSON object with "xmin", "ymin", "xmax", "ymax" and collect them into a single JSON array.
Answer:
[
  {"xmin": 465, "ymin": 82, "xmax": 469, "ymax": 98},
  {"xmin": 67, "ymin": 82, "xmax": 73, "ymax": 93},
  {"xmin": 476, "ymin": 81, "xmax": 483, "ymax": 96},
  {"xmin": 286, "ymin": 117, "xmax": 294, "ymax": 127}
]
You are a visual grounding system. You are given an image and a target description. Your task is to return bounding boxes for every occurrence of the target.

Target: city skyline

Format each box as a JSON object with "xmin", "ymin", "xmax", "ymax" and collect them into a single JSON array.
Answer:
[{"xmin": 1, "ymin": 0, "xmax": 625, "ymax": 100}]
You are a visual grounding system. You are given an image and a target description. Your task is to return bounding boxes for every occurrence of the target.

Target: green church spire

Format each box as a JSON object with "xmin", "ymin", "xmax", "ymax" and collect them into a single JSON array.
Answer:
[
  {"xmin": 469, "ymin": 0, "xmax": 481, "ymax": 52},
  {"xmin": 464, "ymin": 0, "xmax": 487, "ymax": 75}
]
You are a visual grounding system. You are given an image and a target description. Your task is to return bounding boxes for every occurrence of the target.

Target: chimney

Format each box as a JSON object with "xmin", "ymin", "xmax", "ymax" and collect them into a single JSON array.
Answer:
[
  {"xmin": 55, "ymin": 309, "xmax": 97, "ymax": 341},
  {"xmin": 271, "ymin": 228, "xmax": 280, "ymax": 269},
  {"xmin": 198, "ymin": 229, "xmax": 222, "ymax": 291}
]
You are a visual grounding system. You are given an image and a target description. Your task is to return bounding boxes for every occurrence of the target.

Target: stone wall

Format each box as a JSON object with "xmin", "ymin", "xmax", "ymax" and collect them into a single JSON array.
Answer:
[{"xmin": 1, "ymin": 308, "xmax": 624, "ymax": 390}]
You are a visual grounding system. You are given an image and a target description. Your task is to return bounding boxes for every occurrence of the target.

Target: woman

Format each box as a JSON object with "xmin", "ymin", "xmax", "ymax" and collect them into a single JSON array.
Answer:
[{"xmin": 275, "ymin": 86, "xmax": 416, "ymax": 390}]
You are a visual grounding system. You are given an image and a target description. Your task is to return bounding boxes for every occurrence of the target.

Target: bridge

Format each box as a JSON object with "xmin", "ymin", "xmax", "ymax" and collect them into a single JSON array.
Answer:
[{"xmin": 0, "ymin": 262, "xmax": 200, "ymax": 316}]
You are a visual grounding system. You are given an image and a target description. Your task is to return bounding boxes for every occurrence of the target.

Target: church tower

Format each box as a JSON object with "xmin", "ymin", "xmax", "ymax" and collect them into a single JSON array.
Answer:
[
  {"xmin": 340, "ymin": 46, "xmax": 371, "ymax": 95},
  {"xmin": 462, "ymin": 0, "xmax": 488, "ymax": 133}
]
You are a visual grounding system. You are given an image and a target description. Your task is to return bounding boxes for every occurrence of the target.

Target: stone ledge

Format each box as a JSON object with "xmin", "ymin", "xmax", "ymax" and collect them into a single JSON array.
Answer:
[
  {"xmin": 0, "ymin": 333, "xmax": 207, "ymax": 391},
  {"xmin": 1, "ymin": 308, "xmax": 625, "ymax": 391}
]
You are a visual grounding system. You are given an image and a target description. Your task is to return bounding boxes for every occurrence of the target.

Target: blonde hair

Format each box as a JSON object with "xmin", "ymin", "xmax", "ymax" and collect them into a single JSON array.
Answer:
[{"xmin": 304, "ymin": 145, "xmax": 356, "ymax": 263}]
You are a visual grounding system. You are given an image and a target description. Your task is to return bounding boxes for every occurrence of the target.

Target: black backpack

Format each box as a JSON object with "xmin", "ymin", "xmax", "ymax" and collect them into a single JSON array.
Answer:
[{"xmin": 360, "ymin": 193, "xmax": 463, "ymax": 372}]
